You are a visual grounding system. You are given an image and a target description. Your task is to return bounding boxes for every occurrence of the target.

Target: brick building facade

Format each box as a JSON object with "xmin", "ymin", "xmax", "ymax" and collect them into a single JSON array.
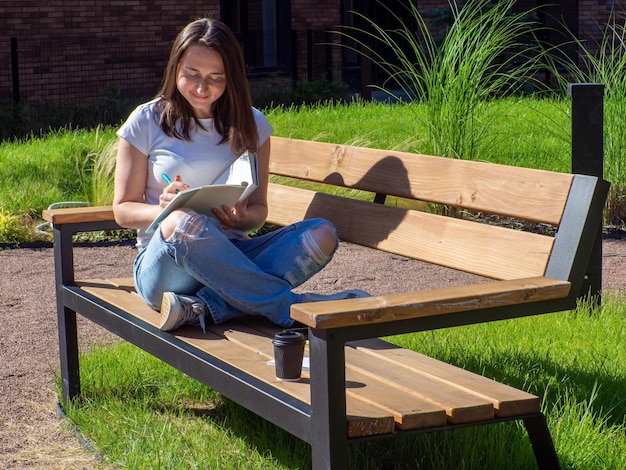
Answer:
[
  {"xmin": 0, "ymin": 1, "xmax": 222, "ymax": 106},
  {"xmin": 0, "ymin": 1, "xmax": 624, "ymax": 107}
]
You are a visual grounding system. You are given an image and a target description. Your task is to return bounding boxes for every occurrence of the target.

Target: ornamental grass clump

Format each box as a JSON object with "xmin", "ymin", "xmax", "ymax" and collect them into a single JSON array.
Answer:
[
  {"xmin": 335, "ymin": 0, "xmax": 552, "ymax": 160},
  {"xmin": 88, "ymin": 137, "xmax": 118, "ymax": 207}
]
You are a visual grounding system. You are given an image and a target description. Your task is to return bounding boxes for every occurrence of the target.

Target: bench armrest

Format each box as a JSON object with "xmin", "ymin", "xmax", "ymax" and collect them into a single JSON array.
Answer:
[
  {"xmin": 290, "ymin": 276, "xmax": 571, "ymax": 329},
  {"xmin": 43, "ymin": 205, "xmax": 115, "ymax": 226}
]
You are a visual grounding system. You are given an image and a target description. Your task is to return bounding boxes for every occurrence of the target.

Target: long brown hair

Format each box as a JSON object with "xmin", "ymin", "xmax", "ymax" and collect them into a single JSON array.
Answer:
[{"xmin": 155, "ymin": 17, "xmax": 258, "ymax": 154}]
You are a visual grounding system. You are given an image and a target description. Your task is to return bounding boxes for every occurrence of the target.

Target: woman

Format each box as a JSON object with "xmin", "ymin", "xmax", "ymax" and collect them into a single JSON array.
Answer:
[{"xmin": 113, "ymin": 17, "xmax": 367, "ymax": 332}]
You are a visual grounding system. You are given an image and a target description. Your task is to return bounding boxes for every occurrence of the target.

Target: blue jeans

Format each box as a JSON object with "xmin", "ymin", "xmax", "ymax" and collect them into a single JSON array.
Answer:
[{"xmin": 133, "ymin": 216, "xmax": 338, "ymax": 327}]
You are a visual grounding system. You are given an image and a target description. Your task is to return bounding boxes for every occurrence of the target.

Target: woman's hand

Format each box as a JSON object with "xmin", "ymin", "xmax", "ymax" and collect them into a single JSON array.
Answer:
[
  {"xmin": 212, "ymin": 139, "xmax": 271, "ymax": 232},
  {"xmin": 213, "ymin": 201, "xmax": 248, "ymax": 230},
  {"xmin": 159, "ymin": 177, "xmax": 188, "ymax": 208}
]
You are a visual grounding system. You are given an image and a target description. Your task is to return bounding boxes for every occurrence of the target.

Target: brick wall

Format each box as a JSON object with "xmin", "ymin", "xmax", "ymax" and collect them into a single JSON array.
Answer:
[
  {"xmin": 579, "ymin": 0, "xmax": 625, "ymax": 43},
  {"xmin": 0, "ymin": 0, "xmax": 220, "ymax": 106}
]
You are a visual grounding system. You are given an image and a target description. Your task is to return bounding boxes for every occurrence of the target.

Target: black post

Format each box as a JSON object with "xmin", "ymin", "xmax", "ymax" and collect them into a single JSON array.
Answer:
[
  {"xmin": 325, "ymin": 31, "xmax": 333, "ymax": 82},
  {"xmin": 11, "ymin": 37, "xmax": 20, "ymax": 103},
  {"xmin": 291, "ymin": 30, "xmax": 298, "ymax": 89},
  {"xmin": 53, "ymin": 224, "xmax": 81, "ymax": 403},
  {"xmin": 307, "ymin": 29, "xmax": 313, "ymax": 81},
  {"xmin": 567, "ymin": 83, "xmax": 605, "ymax": 303},
  {"xmin": 360, "ymin": 53, "xmax": 371, "ymax": 101}
]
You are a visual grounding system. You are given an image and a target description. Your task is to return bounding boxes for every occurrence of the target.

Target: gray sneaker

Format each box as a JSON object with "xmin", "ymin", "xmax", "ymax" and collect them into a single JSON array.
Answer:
[{"xmin": 160, "ymin": 292, "xmax": 208, "ymax": 333}]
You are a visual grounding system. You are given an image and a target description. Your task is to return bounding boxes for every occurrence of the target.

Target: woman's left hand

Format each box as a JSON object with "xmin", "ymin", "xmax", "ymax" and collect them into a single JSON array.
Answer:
[
  {"xmin": 213, "ymin": 201, "xmax": 247, "ymax": 230},
  {"xmin": 212, "ymin": 138, "xmax": 270, "ymax": 232}
]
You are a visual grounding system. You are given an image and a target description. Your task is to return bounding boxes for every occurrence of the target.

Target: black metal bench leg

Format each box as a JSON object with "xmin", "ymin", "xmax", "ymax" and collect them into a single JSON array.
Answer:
[
  {"xmin": 53, "ymin": 224, "xmax": 81, "ymax": 405},
  {"xmin": 57, "ymin": 304, "xmax": 81, "ymax": 404},
  {"xmin": 309, "ymin": 329, "xmax": 349, "ymax": 470},
  {"xmin": 523, "ymin": 414, "xmax": 561, "ymax": 470}
]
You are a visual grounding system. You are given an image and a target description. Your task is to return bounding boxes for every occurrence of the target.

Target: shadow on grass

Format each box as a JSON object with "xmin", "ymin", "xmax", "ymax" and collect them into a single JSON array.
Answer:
[
  {"xmin": 64, "ymin": 352, "xmax": 540, "ymax": 468},
  {"xmin": 454, "ymin": 350, "xmax": 626, "ymax": 429},
  {"xmin": 62, "ymin": 317, "xmax": 624, "ymax": 468}
]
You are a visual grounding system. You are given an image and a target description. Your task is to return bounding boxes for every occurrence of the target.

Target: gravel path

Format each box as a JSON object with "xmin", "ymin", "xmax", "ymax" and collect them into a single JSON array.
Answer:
[{"xmin": 1, "ymin": 238, "xmax": 624, "ymax": 468}]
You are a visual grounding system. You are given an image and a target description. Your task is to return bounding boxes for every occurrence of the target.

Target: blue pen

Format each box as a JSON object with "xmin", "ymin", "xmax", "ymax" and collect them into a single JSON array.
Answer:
[{"xmin": 161, "ymin": 173, "xmax": 180, "ymax": 193}]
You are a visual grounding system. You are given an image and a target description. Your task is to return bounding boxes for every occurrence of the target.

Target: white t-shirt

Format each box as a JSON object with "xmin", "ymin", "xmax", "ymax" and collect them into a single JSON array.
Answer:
[{"xmin": 117, "ymin": 98, "xmax": 274, "ymax": 247}]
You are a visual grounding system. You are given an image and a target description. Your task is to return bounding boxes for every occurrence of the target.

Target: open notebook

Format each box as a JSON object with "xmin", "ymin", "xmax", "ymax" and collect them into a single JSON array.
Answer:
[{"xmin": 146, "ymin": 151, "xmax": 258, "ymax": 234}]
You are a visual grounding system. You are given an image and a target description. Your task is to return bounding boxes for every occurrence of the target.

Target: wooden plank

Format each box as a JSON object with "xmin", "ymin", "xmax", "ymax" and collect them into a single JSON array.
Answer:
[
  {"xmin": 205, "ymin": 323, "xmax": 418, "ymax": 433},
  {"xmin": 178, "ymin": 323, "xmax": 395, "ymax": 438},
  {"xmin": 343, "ymin": 346, "xmax": 494, "ymax": 424},
  {"xmin": 350, "ymin": 338, "xmax": 540, "ymax": 418},
  {"xmin": 290, "ymin": 276, "xmax": 571, "ymax": 329},
  {"xmin": 231, "ymin": 321, "xmax": 448, "ymax": 429},
  {"xmin": 211, "ymin": 322, "xmax": 447, "ymax": 430},
  {"xmin": 78, "ymin": 279, "xmax": 161, "ymax": 327},
  {"xmin": 343, "ymin": 368, "xmax": 447, "ymax": 430},
  {"xmin": 77, "ymin": 281, "xmax": 394, "ymax": 437},
  {"xmin": 43, "ymin": 206, "xmax": 115, "ymax": 224},
  {"xmin": 266, "ymin": 185, "xmax": 555, "ymax": 280},
  {"xmin": 103, "ymin": 277, "xmax": 135, "ymax": 291},
  {"xmin": 75, "ymin": 279, "xmax": 535, "ymax": 429},
  {"xmin": 270, "ymin": 136, "xmax": 573, "ymax": 225}
]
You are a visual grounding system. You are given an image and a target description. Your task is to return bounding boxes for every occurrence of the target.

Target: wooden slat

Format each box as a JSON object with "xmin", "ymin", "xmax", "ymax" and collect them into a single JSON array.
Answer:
[
  {"xmin": 77, "ymin": 280, "xmax": 394, "ymax": 437},
  {"xmin": 343, "ymin": 347, "xmax": 494, "ymax": 424},
  {"xmin": 350, "ymin": 338, "xmax": 540, "ymax": 418},
  {"xmin": 172, "ymin": 325, "xmax": 395, "ymax": 438},
  {"xmin": 236, "ymin": 320, "xmax": 448, "ymax": 430},
  {"xmin": 43, "ymin": 206, "xmax": 115, "ymax": 224},
  {"xmin": 105, "ymin": 277, "xmax": 135, "ymax": 290},
  {"xmin": 78, "ymin": 279, "xmax": 160, "ymax": 327},
  {"xmin": 211, "ymin": 322, "xmax": 447, "ymax": 430},
  {"xmin": 270, "ymin": 136, "xmax": 574, "ymax": 225},
  {"xmin": 342, "ymin": 368, "xmax": 447, "ymax": 430},
  {"xmin": 172, "ymin": 327, "xmax": 392, "ymax": 439},
  {"xmin": 77, "ymin": 279, "xmax": 541, "ymax": 431},
  {"xmin": 290, "ymin": 276, "xmax": 571, "ymax": 329},
  {"xmin": 267, "ymin": 185, "xmax": 555, "ymax": 280}
]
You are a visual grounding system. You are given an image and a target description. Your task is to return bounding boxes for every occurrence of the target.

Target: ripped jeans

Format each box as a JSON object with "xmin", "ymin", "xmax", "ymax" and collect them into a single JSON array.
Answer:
[{"xmin": 133, "ymin": 215, "xmax": 339, "ymax": 327}]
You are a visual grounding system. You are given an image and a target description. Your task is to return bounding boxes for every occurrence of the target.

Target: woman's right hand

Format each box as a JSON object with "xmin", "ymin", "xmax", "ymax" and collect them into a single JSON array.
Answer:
[{"xmin": 159, "ymin": 177, "xmax": 188, "ymax": 208}]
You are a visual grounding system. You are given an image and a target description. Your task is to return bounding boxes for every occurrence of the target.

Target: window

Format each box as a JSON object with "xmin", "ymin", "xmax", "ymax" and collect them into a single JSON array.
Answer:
[{"xmin": 221, "ymin": 0, "xmax": 291, "ymax": 75}]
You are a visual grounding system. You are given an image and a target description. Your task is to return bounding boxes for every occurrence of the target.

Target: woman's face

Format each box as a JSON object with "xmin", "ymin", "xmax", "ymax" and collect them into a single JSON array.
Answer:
[{"xmin": 176, "ymin": 44, "xmax": 226, "ymax": 119}]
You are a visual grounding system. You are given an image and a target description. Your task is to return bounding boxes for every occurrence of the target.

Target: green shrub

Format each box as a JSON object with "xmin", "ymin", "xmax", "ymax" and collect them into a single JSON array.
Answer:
[
  {"xmin": 0, "ymin": 86, "xmax": 139, "ymax": 143},
  {"xmin": 0, "ymin": 209, "xmax": 48, "ymax": 245},
  {"xmin": 252, "ymin": 78, "xmax": 350, "ymax": 110}
]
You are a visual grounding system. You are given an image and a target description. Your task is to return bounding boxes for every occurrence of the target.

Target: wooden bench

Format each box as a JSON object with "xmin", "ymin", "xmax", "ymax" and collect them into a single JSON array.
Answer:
[{"xmin": 44, "ymin": 135, "xmax": 609, "ymax": 469}]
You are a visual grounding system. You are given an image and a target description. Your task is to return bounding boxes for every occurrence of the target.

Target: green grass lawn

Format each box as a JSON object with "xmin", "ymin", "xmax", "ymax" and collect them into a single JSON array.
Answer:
[
  {"xmin": 0, "ymin": 98, "xmax": 583, "ymax": 244},
  {"xmin": 267, "ymin": 98, "xmax": 572, "ymax": 172},
  {"xmin": 0, "ymin": 99, "xmax": 575, "ymax": 218},
  {"xmin": 2, "ymin": 97, "xmax": 624, "ymax": 245}
]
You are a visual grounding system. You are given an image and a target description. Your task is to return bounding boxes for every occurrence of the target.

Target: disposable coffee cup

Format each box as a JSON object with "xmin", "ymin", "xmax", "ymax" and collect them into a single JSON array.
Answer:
[{"xmin": 272, "ymin": 330, "xmax": 306, "ymax": 381}]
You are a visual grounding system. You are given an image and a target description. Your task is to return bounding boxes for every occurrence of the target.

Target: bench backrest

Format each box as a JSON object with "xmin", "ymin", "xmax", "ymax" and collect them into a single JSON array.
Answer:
[{"xmin": 267, "ymin": 136, "xmax": 608, "ymax": 286}]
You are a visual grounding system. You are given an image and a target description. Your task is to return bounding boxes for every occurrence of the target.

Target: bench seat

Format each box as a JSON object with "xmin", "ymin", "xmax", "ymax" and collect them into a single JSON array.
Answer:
[{"xmin": 76, "ymin": 277, "xmax": 541, "ymax": 436}]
